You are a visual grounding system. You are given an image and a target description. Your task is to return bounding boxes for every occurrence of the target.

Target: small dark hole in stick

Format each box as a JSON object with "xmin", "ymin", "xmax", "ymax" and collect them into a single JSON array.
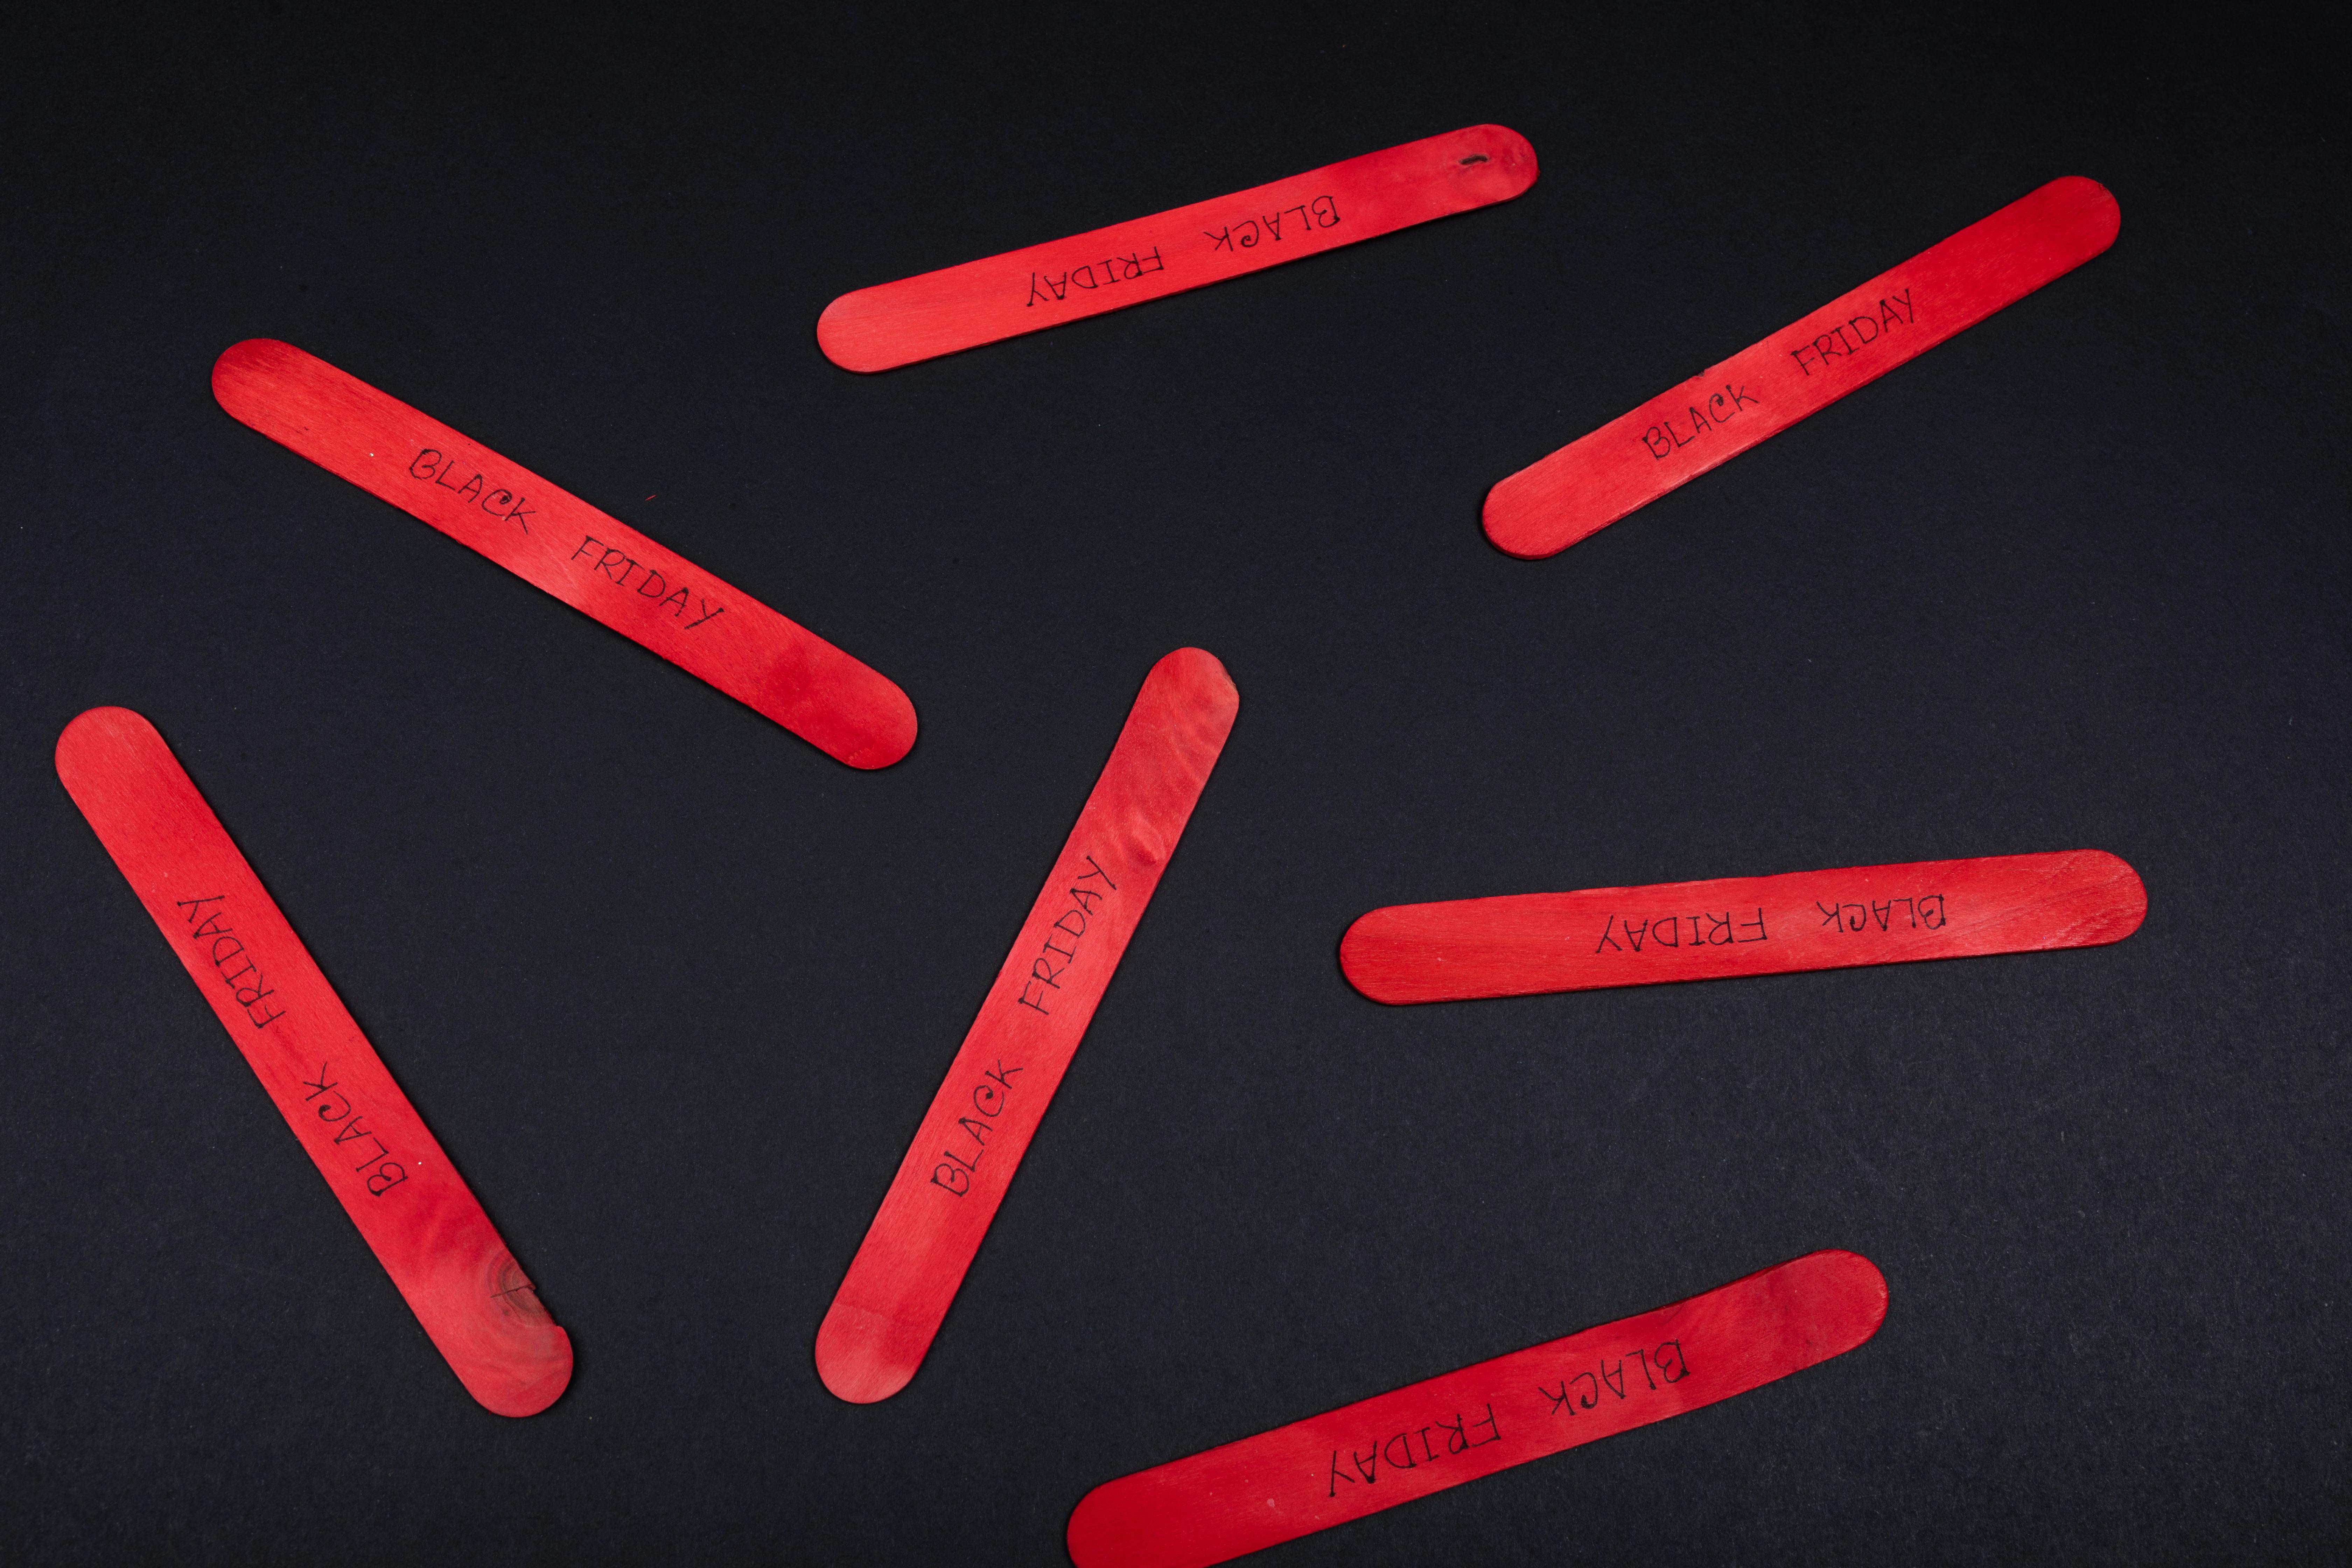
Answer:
[{"xmin": 1460, "ymin": 154, "xmax": 1488, "ymax": 164}]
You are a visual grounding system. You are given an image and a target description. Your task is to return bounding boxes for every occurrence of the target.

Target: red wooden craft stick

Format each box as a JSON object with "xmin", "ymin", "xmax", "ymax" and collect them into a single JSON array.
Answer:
[
  {"xmin": 1342, "ymin": 849, "xmax": 2144, "ymax": 1005},
  {"xmin": 817, "ymin": 125, "xmax": 1536, "ymax": 372},
  {"xmin": 1483, "ymin": 175, "xmax": 2120, "ymax": 558},
  {"xmin": 55, "ymin": 708, "xmax": 572, "ymax": 1416},
  {"xmin": 212, "ymin": 339, "xmax": 916, "ymax": 769},
  {"xmin": 817, "ymin": 650, "xmax": 1238, "ymax": 1403},
  {"xmin": 1067, "ymin": 1249, "xmax": 1885, "ymax": 1568}
]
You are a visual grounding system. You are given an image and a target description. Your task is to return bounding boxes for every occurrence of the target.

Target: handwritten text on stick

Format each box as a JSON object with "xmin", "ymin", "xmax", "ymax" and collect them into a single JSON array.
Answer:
[{"xmin": 1340, "ymin": 850, "xmax": 2147, "ymax": 1004}]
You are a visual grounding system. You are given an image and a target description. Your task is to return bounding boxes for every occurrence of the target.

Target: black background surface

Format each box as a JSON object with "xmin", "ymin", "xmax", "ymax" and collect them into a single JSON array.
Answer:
[{"xmin": 4, "ymin": 4, "xmax": 2346, "ymax": 1562}]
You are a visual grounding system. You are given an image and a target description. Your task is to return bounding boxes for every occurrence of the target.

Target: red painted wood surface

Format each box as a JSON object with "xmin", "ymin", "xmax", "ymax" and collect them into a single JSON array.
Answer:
[
  {"xmin": 212, "ymin": 339, "xmax": 916, "ymax": 769},
  {"xmin": 1067, "ymin": 1249, "xmax": 1885, "ymax": 1568},
  {"xmin": 1342, "ymin": 850, "xmax": 2144, "ymax": 1005},
  {"xmin": 816, "ymin": 650, "xmax": 1238, "ymax": 1403},
  {"xmin": 817, "ymin": 125, "xmax": 1536, "ymax": 372},
  {"xmin": 54, "ymin": 707, "xmax": 572, "ymax": 1416},
  {"xmin": 1483, "ymin": 176, "xmax": 2120, "ymax": 558}
]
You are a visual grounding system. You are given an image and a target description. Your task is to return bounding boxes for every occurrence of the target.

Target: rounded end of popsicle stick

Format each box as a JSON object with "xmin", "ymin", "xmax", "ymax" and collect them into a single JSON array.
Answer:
[
  {"xmin": 844, "ymin": 675, "xmax": 919, "ymax": 770},
  {"xmin": 815, "ymin": 293, "xmax": 905, "ymax": 374},
  {"xmin": 459, "ymin": 1325, "xmax": 575, "ymax": 1418},
  {"xmin": 799, "ymin": 664, "xmax": 918, "ymax": 770},
  {"xmin": 1458, "ymin": 123, "xmax": 1540, "ymax": 199},
  {"xmin": 1147, "ymin": 647, "xmax": 1240, "ymax": 727},
  {"xmin": 2076, "ymin": 848, "xmax": 2148, "ymax": 943},
  {"xmin": 2046, "ymin": 175, "xmax": 2122, "ymax": 255},
  {"xmin": 55, "ymin": 706, "xmax": 164, "ymax": 793},
  {"xmin": 1784, "ymin": 1249, "xmax": 1889, "ymax": 1360},
  {"xmin": 439, "ymin": 1253, "xmax": 576, "ymax": 1416},
  {"xmin": 767, "ymin": 645, "xmax": 919, "ymax": 769},
  {"xmin": 1067, "ymin": 1464, "xmax": 1228, "ymax": 1568},
  {"xmin": 814, "ymin": 1298, "xmax": 926, "ymax": 1404},
  {"xmin": 1066, "ymin": 1480, "xmax": 1156, "ymax": 1568},
  {"xmin": 1337, "ymin": 906, "xmax": 1417, "ymax": 1004},
  {"xmin": 1480, "ymin": 472, "xmax": 1589, "ymax": 560},
  {"xmin": 211, "ymin": 338, "xmax": 307, "ymax": 419}
]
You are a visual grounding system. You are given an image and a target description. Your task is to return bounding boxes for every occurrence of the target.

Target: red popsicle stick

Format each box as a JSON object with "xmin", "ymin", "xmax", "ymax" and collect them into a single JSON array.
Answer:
[
  {"xmin": 212, "ymin": 339, "xmax": 916, "ymax": 769},
  {"xmin": 1483, "ymin": 175, "xmax": 2120, "ymax": 558},
  {"xmin": 817, "ymin": 125, "xmax": 1536, "ymax": 372},
  {"xmin": 55, "ymin": 707, "xmax": 572, "ymax": 1417},
  {"xmin": 1342, "ymin": 849, "xmax": 2144, "ymax": 1005},
  {"xmin": 817, "ymin": 649, "xmax": 1239, "ymax": 1403},
  {"xmin": 1067, "ymin": 1249, "xmax": 1885, "ymax": 1568}
]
